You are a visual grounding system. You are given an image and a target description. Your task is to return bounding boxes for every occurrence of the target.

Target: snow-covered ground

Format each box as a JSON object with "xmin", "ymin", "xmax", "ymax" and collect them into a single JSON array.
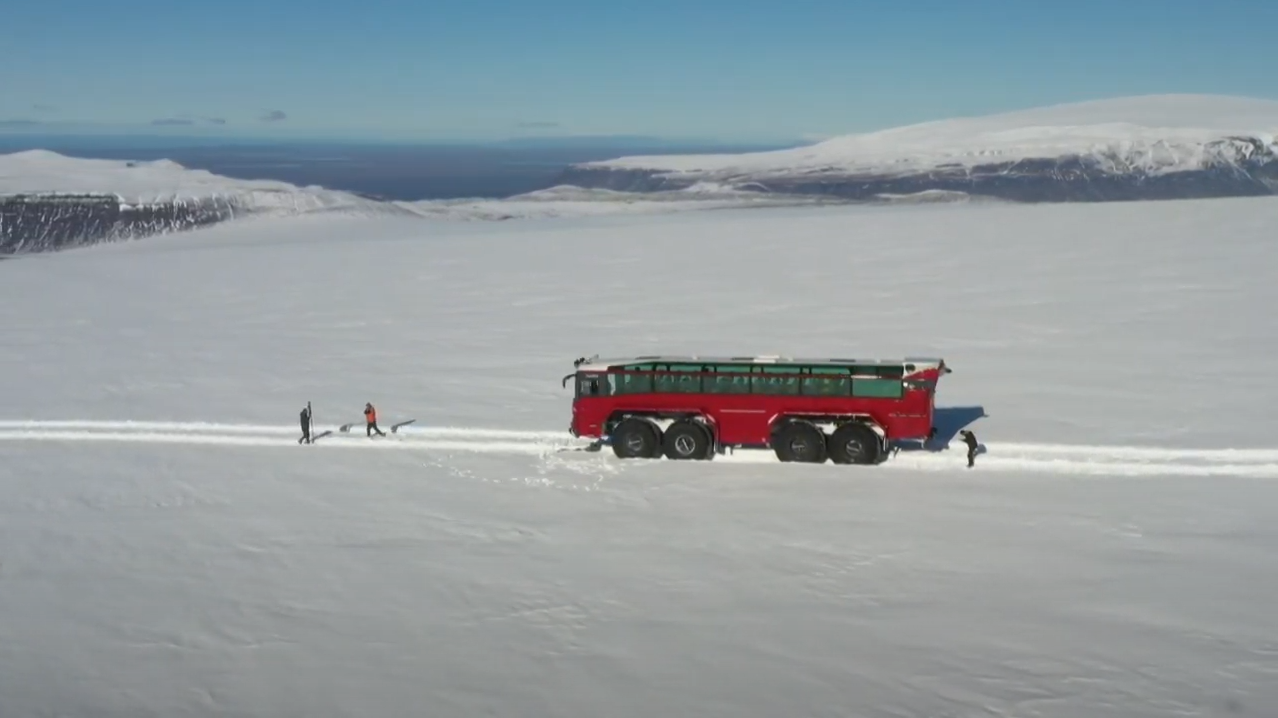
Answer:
[
  {"xmin": 581, "ymin": 94, "xmax": 1278, "ymax": 179},
  {"xmin": 1, "ymin": 196, "xmax": 1277, "ymax": 717}
]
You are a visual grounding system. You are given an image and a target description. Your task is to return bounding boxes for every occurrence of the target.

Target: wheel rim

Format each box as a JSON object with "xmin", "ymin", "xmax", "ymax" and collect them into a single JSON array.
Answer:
[
  {"xmin": 789, "ymin": 437, "xmax": 812, "ymax": 457},
  {"xmin": 843, "ymin": 438, "xmax": 864, "ymax": 459},
  {"xmin": 624, "ymin": 434, "xmax": 645, "ymax": 452},
  {"xmin": 674, "ymin": 434, "xmax": 697, "ymax": 455}
]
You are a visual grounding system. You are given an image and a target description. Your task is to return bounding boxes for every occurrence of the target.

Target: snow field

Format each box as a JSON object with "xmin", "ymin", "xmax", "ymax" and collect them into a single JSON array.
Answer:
[{"xmin": 2, "ymin": 195, "xmax": 1278, "ymax": 716}]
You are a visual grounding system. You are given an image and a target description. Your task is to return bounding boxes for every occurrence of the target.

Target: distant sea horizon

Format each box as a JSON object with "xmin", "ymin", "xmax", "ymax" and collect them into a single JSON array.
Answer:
[{"xmin": 0, "ymin": 134, "xmax": 803, "ymax": 201}]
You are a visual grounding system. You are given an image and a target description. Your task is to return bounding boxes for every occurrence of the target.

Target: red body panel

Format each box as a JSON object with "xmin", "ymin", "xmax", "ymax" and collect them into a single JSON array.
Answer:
[{"xmin": 569, "ymin": 363, "xmax": 942, "ymax": 446}]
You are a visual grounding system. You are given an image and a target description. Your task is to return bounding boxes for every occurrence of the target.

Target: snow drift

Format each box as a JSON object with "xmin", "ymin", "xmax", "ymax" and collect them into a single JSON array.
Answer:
[{"xmin": 560, "ymin": 94, "xmax": 1278, "ymax": 202}]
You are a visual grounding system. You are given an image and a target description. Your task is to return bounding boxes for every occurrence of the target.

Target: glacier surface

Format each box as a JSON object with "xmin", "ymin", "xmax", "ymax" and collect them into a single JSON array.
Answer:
[{"xmin": 1, "ymin": 197, "xmax": 1277, "ymax": 717}]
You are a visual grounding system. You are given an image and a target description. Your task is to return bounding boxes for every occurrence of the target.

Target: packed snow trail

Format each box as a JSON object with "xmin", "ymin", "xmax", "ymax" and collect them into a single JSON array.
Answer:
[
  {"xmin": 0, "ymin": 419, "xmax": 583, "ymax": 455},
  {"xmin": 0, "ymin": 419, "xmax": 569, "ymax": 440},
  {"xmin": 2, "ymin": 419, "xmax": 1275, "ymax": 478}
]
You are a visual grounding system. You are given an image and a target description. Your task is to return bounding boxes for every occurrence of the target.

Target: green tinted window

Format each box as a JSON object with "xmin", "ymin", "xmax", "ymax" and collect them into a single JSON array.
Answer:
[
  {"xmin": 653, "ymin": 370, "xmax": 678, "ymax": 393},
  {"xmin": 852, "ymin": 378, "xmax": 903, "ymax": 398},
  {"xmin": 802, "ymin": 366, "xmax": 850, "ymax": 396},
  {"xmin": 753, "ymin": 366, "xmax": 800, "ymax": 395},
  {"xmin": 851, "ymin": 364, "xmax": 904, "ymax": 378},
  {"xmin": 669, "ymin": 372, "xmax": 702, "ymax": 393},
  {"xmin": 808, "ymin": 366, "xmax": 847, "ymax": 374},
  {"xmin": 614, "ymin": 370, "xmax": 652, "ymax": 394},
  {"xmin": 652, "ymin": 364, "xmax": 703, "ymax": 393},
  {"xmin": 705, "ymin": 371, "xmax": 752, "ymax": 394}
]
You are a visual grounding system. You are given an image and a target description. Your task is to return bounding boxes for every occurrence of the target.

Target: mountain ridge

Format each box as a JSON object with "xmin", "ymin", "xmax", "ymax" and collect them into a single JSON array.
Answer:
[
  {"xmin": 0, "ymin": 149, "xmax": 416, "ymax": 255},
  {"xmin": 557, "ymin": 94, "xmax": 1278, "ymax": 202},
  {"xmin": 6, "ymin": 94, "xmax": 1278, "ymax": 255}
]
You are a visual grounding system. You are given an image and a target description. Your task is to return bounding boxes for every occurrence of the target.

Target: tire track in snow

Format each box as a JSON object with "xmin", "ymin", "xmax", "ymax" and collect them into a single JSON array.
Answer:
[
  {"xmin": 0, "ymin": 419, "xmax": 584, "ymax": 456},
  {"xmin": 879, "ymin": 438, "xmax": 1278, "ymax": 477},
  {"xmin": 0, "ymin": 419, "xmax": 567, "ymax": 441},
  {"xmin": 0, "ymin": 430, "xmax": 566, "ymax": 455},
  {"xmin": 880, "ymin": 452, "xmax": 1278, "ymax": 478},
  {"xmin": 0, "ymin": 419, "xmax": 1275, "ymax": 477}
]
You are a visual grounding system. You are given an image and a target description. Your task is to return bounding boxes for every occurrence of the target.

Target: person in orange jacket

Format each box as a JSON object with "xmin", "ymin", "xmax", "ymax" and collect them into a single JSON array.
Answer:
[{"xmin": 364, "ymin": 402, "xmax": 386, "ymax": 437}]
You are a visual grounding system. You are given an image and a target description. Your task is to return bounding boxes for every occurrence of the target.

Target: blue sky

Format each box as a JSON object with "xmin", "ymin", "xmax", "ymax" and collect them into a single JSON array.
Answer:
[{"xmin": 3, "ymin": 0, "xmax": 1277, "ymax": 142}]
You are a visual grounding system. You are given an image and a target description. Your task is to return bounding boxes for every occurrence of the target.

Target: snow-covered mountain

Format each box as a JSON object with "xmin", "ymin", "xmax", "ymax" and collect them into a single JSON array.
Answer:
[
  {"xmin": 9, "ymin": 94, "xmax": 1278, "ymax": 255},
  {"xmin": 559, "ymin": 94, "xmax": 1278, "ymax": 202},
  {"xmin": 0, "ymin": 150, "xmax": 410, "ymax": 255},
  {"xmin": 1, "ymin": 150, "xmax": 824, "ymax": 255}
]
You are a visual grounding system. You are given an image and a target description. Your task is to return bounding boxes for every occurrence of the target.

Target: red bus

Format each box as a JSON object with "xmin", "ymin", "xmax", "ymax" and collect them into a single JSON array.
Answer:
[{"xmin": 564, "ymin": 354, "xmax": 951, "ymax": 464}]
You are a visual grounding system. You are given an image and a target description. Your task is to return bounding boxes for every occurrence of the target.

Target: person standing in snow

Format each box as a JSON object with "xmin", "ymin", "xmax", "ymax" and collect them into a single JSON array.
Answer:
[
  {"xmin": 364, "ymin": 402, "xmax": 385, "ymax": 437},
  {"xmin": 960, "ymin": 429, "xmax": 979, "ymax": 468},
  {"xmin": 298, "ymin": 405, "xmax": 312, "ymax": 444}
]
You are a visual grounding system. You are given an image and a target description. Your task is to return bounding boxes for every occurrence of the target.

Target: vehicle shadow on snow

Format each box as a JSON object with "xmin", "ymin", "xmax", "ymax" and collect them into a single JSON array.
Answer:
[{"xmin": 890, "ymin": 405, "xmax": 988, "ymax": 454}]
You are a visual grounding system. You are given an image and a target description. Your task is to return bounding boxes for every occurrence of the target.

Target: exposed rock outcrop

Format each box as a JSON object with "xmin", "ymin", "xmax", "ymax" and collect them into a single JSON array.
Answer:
[
  {"xmin": 0, "ymin": 193, "xmax": 240, "ymax": 255},
  {"xmin": 0, "ymin": 150, "xmax": 409, "ymax": 257}
]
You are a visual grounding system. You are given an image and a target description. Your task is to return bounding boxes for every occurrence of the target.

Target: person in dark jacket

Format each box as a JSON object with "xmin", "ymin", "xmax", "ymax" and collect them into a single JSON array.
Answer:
[
  {"xmin": 298, "ymin": 406, "xmax": 311, "ymax": 444},
  {"xmin": 959, "ymin": 429, "xmax": 978, "ymax": 467}
]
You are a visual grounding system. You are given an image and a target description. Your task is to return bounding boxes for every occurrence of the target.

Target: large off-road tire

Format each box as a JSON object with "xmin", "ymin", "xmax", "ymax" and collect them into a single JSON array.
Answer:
[
  {"xmin": 827, "ymin": 422, "xmax": 881, "ymax": 465},
  {"xmin": 772, "ymin": 421, "xmax": 828, "ymax": 463},
  {"xmin": 663, "ymin": 420, "xmax": 713, "ymax": 460},
  {"xmin": 611, "ymin": 418, "xmax": 662, "ymax": 459}
]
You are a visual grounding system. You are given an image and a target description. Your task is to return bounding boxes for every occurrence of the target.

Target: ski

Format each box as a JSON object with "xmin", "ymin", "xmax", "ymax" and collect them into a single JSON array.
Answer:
[
  {"xmin": 337, "ymin": 420, "xmax": 410, "ymax": 436},
  {"xmin": 341, "ymin": 419, "xmax": 413, "ymax": 432}
]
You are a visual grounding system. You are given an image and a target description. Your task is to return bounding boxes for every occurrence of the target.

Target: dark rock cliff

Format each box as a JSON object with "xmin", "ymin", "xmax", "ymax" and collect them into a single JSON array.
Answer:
[{"xmin": 0, "ymin": 194, "xmax": 241, "ymax": 256}]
